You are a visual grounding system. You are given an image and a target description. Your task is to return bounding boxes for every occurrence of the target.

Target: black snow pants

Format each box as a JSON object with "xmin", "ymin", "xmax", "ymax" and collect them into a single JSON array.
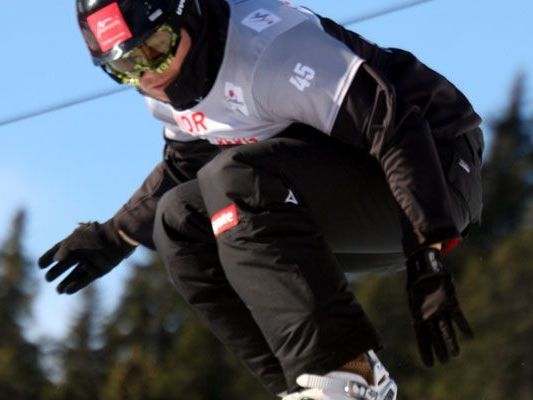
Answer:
[{"xmin": 152, "ymin": 125, "xmax": 483, "ymax": 394}]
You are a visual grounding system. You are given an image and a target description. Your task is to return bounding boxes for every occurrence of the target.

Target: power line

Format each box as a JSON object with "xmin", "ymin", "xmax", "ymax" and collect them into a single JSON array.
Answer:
[
  {"xmin": 340, "ymin": 0, "xmax": 435, "ymax": 26},
  {"xmin": 0, "ymin": 87, "xmax": 131, "ymax": 127},
  {"xmin": 0, "ymin": 0, "xmax": 436, "ymax": 128}
]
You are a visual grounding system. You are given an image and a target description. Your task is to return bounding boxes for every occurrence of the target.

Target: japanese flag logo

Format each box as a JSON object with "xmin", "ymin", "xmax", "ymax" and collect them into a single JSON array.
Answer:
[{"xmin": 225, "ymin": 82, "xmax": 249, "ymax": 116}]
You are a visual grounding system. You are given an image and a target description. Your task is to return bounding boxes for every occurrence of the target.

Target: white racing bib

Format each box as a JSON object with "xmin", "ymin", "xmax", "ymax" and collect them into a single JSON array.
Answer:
[{"xmin": 146, "ymin": 0, "xmax": 364, "ymax": 145}]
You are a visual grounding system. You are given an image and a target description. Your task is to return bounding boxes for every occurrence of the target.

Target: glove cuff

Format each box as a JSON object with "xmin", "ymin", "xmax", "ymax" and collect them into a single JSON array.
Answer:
[
  {"xmin": 100, "ymin": 219, "xmax": 137, "ymax": 254},
  {"xmin": 406, "ymin": 248, "xmax": 446, "ymax": 281},
  {"xmin": 117, "ymin": 229, "xmax": 141, "ymax": 247}
]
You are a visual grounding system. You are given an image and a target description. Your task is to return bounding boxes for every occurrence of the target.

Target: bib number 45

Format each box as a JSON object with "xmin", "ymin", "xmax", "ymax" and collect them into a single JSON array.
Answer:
[{"xmin": 290, "ymin": 63, "xmax": 315, "ymax": 92}]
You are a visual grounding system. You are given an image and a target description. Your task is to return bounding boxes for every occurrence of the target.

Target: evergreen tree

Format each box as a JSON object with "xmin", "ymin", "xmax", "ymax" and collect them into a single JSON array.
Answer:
[
  {"xmin": 102, "ymin": 254, "xmax": 189, "ymax": 367},
  {"xmin": 354, "ymin": 75, "xmax": 533, "ymax": 399},
  {"xmin": 47, "ymin": 285, "xmax": 108, "ymax": 400},
  {"xmin": 101, "ymin": 254, "xmax": 187, "ymax": 400},
  {"xmin": 452, "ymin": 230, "xmax": 533, "ymax": 400},
  {"xmin": 0, "ymin": 211, "xmax": 48, "ymax": 398},
  {"xmin": 472, "ymin": 73, "xmax": 533, "ymax": 252},
  {"xmin": 101, "ymin": 253, "xmax": 272, "ymax": 400}
]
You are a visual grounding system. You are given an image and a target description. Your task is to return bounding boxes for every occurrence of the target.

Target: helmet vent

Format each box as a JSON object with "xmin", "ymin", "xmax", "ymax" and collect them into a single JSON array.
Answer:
[
  {"xmin": 194, "ymin": 0, "xmax": 202, "ymax": 16},
  {"xmin": 149, "ymin": 9, "xmax": 163, "ymax": 21}
]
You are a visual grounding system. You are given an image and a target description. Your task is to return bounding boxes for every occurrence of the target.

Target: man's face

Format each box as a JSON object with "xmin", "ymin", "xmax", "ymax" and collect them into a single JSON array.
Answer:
[{"xmin": 138, "ymin": 28, "xmax": 192, "ymax": 102}]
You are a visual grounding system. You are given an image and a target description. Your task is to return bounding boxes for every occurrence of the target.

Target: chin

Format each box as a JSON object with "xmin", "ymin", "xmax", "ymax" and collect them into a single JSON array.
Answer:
[
  {"xmin": 152, "ymin": 91, "xmax": 170, "ymax": 102},
  {"xmin": 139, "ymin": 85, "xmax": 168, "ymax": 102}
]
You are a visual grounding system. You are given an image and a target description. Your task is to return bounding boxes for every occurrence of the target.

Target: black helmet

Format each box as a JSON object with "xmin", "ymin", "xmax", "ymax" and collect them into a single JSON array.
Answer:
[{"xmin": 76, "ymin": 0, "xmax": 204, "ymax": 66}]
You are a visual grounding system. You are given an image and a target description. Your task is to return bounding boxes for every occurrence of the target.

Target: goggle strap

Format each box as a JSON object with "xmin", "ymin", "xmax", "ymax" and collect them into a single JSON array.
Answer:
[{"xmin": 101, "ymin": 65, "xmax": 125, "ymax": 84}]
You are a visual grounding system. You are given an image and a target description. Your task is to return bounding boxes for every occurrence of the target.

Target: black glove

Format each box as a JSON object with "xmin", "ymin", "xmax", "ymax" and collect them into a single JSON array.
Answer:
[
  {"xmin": 38, "ymin": 221, "xmax": 135, "ymax": 294},
  {"xmin": 406, "ymin": 248, "xmax": 473, "ymax": 367}
]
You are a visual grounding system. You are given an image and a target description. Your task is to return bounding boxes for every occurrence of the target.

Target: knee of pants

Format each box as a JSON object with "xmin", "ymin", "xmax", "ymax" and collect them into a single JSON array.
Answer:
[
  {"xmin": 153, "ymin": 189, "xmax": 185, "ymax": 250},
  {"xmin": 152, "ymin": 181, "xmax": 210, "ymax": 250},
  {"xmin": 152, "ymin": 184, "xmax": 217, "ymax": 296},
  {"xmin": 197, "ymin": 146, "xmax": 291, "ymax": 214}
]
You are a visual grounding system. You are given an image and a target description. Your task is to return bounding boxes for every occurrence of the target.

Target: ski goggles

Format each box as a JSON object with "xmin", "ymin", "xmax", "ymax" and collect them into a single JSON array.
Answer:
[{"xmin": 104, "ymin": 24, "xmax": 180, "ymax": 86}]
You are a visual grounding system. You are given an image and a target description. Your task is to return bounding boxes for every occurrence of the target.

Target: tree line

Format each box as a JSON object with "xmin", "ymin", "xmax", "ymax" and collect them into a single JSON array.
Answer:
[{"xmin": 1, "ymin": 77, "xmax": 532, "ymax": 399}]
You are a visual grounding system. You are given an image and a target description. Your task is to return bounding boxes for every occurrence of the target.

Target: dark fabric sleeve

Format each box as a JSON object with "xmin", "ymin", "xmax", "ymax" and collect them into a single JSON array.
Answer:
[
  {"xmin": 317, "ymin": 15, "xmax": 482, "ymax": 141},
  {"xmin": 331, "ymin": 63, "xmax": 460, "ymax": 255},
  {"xmin": 315, "ymin": 15, "xmax": 479, "ymax": 254},
  {"xmin": 111, "ymin": 139, "xmax": 220, "ymax": 249}
]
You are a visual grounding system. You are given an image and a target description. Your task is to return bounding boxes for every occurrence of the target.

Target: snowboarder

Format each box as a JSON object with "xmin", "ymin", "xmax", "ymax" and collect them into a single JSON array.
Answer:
[{"xmin": 39, "ymin": 0, "xmax": 483, "ymax": 398}]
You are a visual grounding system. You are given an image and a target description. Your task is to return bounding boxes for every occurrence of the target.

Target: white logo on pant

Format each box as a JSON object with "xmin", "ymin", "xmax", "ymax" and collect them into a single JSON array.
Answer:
[
  {"xmin": 212, "ymin": 212, "xmax": 234, "ymax": 234},
  {"xmin": 458, "ymin": 158, "xmax": 471, "ymax": 174},
  {"xmin": 211, "ymin": 204, "xmax": 239, "ymax": 236},
  {"xmin": 285, "ymin": 190, "xmax": 299, "ymax": 205}
]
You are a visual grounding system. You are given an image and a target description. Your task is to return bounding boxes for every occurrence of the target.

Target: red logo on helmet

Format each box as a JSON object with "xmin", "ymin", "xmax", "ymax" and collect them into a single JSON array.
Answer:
[{"xmin": 87, "ymin": 2, "xmax": 132, "ymax": 52}]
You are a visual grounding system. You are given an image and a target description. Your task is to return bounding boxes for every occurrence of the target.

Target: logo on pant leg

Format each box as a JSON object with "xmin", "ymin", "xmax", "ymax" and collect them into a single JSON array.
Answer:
[
  {"xmin": 285, "ymin": 189, "xmax": 298, "ymax": 205},
  {"xmin": 211, "ymin": 204, "xmax": 239, "ymax": 237}
]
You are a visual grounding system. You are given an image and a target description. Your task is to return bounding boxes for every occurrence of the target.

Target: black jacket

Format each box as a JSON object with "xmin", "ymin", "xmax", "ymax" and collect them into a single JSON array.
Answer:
[{"xmin": 110, "ymin": 9, "xmax": 483, "ymax": 255}]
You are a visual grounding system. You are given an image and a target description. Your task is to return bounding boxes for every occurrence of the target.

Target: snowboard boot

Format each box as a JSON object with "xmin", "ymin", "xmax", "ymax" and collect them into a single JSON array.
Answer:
[{"xmin": 282, "ymin": 351, "xmax": 397, "ymax": 400}]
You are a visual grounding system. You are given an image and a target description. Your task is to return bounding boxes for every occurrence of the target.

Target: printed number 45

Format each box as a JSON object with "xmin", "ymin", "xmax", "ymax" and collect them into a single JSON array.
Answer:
[{"xmin": 290, "ymin": 63, "xmax": 315, "ymax": 92}]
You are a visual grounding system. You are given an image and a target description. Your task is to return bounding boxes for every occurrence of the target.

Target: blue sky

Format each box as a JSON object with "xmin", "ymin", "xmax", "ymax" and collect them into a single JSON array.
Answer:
[{"xmin": 1, "ymin": 0, "xmax": 532, "ymax": 341}]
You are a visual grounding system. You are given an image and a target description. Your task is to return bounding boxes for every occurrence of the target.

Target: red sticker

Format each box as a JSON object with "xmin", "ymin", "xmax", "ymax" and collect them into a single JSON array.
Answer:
[
  {"xmin": 87, "ymin": 2, "xmax": 132, "ymax": 52},
  {"xmin": 442, "ymin": 237, "xmax": 462, "ymax": 255},
  {"xmin": 211, "ymin": 204, "xmax": 239, "ymax": 237}
]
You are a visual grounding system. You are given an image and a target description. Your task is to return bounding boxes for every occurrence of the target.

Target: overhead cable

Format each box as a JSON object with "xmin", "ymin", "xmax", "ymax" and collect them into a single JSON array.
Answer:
[
  {"xmin": 340, "ymin": 0, "xmax": 435, "ymax": 26},
  {"xmin": 0, "ymin": 87, "xmax": 130, "ymax": 127}
]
